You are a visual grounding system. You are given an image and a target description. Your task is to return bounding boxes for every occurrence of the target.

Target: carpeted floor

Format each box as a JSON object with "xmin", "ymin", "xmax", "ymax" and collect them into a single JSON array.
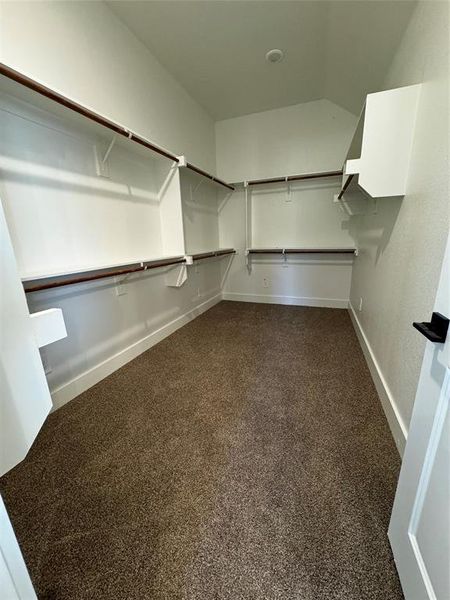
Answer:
[{"xmin": 0, "ymin": 301, "xmax": 403, "ymax": 599}]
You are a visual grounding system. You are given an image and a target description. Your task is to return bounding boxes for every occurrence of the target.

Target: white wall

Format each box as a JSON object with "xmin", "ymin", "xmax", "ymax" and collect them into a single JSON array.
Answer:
[
  {"xmin": 219, "ymin": 187, "xmax": 354, "ymax": 308},
  {"xmin": 217, "ymin": 99, "xmax": 357, "ymax": 308},
  {"xmin": 249, "ymin": 179, "xmax": 353, "ymax": 248},
  {"xmin": 0, "ymin": 91, "xmax": 170, "ymax": 276},
  {"xmin": 348, "ymin": 0, "xmax": 449, "ymax": 445},
  {"xmin": 180, "ymin": 169, "xmax": 220, "ymax": 255},
  {"xmin": 215, "ymin": 98, "xmax": 356, "ymax": 182},
  {"xmin": 0, "ymin": 0, "xmax": 216, "ymax": 172},
  {"xmin": 0, "ymin": 1, "xmax": 223, "ymax": 411}
]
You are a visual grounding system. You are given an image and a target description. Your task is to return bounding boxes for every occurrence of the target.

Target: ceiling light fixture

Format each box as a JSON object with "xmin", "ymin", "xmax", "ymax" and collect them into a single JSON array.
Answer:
[{"xmin": 265, "ymin": 49, "xmax": 284, "ymax": 63}]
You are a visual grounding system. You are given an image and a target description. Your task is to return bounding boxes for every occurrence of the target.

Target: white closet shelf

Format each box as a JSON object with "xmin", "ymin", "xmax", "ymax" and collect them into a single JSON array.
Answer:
[
  {"xmin": 186, "ymin": 249, "xmax": 236, "ymax": 263},
  {"xmin": 22, "ymin": 251, "xmax": 237, "ymax": 292},
  {"xmin": 0, "ymin": 62, "xmax": 234, "ymax": 190},
  {"xmin": 178, "ymin": 158, "xmax": 235, "ymax": 191},
  {"xmin": 29, "ymin": 308, "xmax": 67, "ymax": 348},
  {"xmin": 22, "ymin": 255, "xmax": 186, "ymax": 293}
]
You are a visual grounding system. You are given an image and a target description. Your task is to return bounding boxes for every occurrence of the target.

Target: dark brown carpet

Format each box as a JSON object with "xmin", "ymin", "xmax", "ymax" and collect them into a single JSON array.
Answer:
[{"xmin": 0, "ymin": 301, "xmax": 403, "ymax": 599}]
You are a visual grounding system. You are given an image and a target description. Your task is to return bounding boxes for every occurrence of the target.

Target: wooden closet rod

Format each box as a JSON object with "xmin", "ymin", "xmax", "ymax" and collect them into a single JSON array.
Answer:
[
  {"xmin": 246, "ymin": 170, "xmax": 343, "ymax": 186},
  {"xmin": 22, "ymin": 250, "xmax": 237, "ymax": 292},
  {"xmin": 247, "ymin": 248, "xmax": 284, "ymax": 254},
  {"xmin": 247, "ymin": 248, "xmax": 356, "ymax": 255},
  {"xmin": 284, "ymin": 248, "xmax": 355, "ymax": 254},
  {"xmin": 23, "ymin": 256, "xmax": 186, "ymax": 293},
  {"xmin": 185, "ymin": 162, "xmax": 235, "ymax": 191},
  {"xmin": 190, "ymin": 248, "xmax": 236, "ymax": 261},
  {"xmin": 0, "ymin": 63, "xmax": 179, "ymax": 163}
]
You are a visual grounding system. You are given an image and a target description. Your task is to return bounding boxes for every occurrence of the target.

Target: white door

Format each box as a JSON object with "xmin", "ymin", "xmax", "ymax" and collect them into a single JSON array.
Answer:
[
  {"xmin": 389, "ymin": 233, "xmax": 450, "ymax": 600},
  {"xmin": 0, "ymin": 497, "xmax": 36, "ymax": 600}
]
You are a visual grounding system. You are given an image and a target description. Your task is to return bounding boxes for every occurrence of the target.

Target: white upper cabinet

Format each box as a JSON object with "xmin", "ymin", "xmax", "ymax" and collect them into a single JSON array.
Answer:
[{"xmin": 343, "ymin": 85, "xmax": 421, "ymax": 198}]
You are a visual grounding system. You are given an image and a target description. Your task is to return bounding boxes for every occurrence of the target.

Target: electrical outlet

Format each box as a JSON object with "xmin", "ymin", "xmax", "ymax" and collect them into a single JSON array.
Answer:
[
  {"xmin": 263, "ymin": 277, "xmax": 270, "ymax": 288},
  {"xmin": 359, "ymin": 297, "xmax": 363, "ymax": 312},
  {"xmin": 40, "ymin": 348, "xmax": 52, "ymax": 375}
]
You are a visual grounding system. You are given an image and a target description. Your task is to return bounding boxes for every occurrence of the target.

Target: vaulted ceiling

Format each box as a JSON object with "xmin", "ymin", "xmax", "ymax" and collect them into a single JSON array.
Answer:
[{"xmin": 107, "ymin": 1, "xmax": 416, "ymax": 120}]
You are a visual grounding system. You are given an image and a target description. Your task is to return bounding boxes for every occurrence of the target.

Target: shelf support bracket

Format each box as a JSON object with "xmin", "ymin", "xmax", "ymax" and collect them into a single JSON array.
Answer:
[
  {"xmin": 220, "ymin": 252, "xmax": 234, "ymax": 289},
  {"xmin": 94, "ymin": 134, "xmax": 118, "ymax": 178},
  {"xmin": 165, "ymin": 264, "xmax": 187, "ymax": 288},
  {"xmin": 218, "ymin": 188, "xmax": 234, "ymax": 213},
  {"xmin": 191, "ymin": 177, "xmax": 205, "ymax": 202},
  {"xmin": 102, "ymin": 134, "xmax": 117, "ymax": 165},
  {"xmin": 244, "ymin": 181, "xmax": 251, "ymax": 254},
  {"xmin": 245, "ymin": 248, "xmax": 251, "ymax": 271},
  {"xmin": 285, "ymin": 177, "xmax": 292, "ymax": 203}
]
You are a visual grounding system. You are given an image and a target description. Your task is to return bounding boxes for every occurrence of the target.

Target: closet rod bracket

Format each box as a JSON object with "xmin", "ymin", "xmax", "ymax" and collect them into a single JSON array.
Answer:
[{"xmin": 285, "ymin": 177, "xmax": 292, "ymax": 203}]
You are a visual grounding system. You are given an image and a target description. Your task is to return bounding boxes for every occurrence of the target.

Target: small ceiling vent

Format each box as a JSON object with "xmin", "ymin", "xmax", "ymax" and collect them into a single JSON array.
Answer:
[{"xmin": 265, "ymin": 49, "xmax": 284, "ymax": 63}]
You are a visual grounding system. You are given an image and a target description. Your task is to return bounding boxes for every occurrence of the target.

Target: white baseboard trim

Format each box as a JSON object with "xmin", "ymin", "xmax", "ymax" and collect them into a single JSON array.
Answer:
[
  {"xmin": 50, "ymin": 293, "xmax": 222, "ymax": 411},
  {"xmin": 348, "ymin": 302, "xmax": 407, "ymax": 455},
  {"xmin": 222, "ymin": 292, "xmax": 348, "ymax": 309}
]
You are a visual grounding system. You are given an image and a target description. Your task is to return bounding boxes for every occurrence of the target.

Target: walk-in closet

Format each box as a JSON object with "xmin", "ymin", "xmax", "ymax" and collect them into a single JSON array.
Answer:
[{"xmin": 0, "ymin": 2, "xmax": 449, "ymax": 599}]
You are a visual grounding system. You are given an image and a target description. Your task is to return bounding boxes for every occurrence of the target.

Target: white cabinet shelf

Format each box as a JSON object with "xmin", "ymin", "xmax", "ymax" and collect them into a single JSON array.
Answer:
[{"xmin": 339, "ymin": 84, "xmax": 421, "ymax": 200}]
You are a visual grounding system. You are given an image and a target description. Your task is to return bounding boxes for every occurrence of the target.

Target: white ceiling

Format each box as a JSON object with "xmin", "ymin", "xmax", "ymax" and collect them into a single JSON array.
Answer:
[{"xmin": 107, "ymin": 1, "xmax": 416, "ymax": 120}]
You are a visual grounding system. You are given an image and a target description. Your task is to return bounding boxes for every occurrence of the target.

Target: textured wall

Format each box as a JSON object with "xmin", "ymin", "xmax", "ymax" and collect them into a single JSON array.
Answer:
[{"xmin": 349, "ymin": 0, "xmax": 449, "ymax": 432}]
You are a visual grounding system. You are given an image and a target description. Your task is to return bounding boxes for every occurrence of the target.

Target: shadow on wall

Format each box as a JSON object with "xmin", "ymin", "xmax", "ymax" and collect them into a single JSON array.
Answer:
[
  {"xmin": 346, "ymin": 196, "xmax": 402, "ymax": 264},
  {"xmin": 0, "ymin": 168, "xmax": 159, "ymax": 206}
]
